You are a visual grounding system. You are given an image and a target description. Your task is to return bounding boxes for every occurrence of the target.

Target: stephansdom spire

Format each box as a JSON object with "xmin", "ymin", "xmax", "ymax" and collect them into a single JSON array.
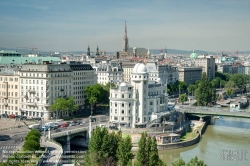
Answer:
[{"xmin": 122, "ymin": 21, "xmax": 129, "ymax": 52}]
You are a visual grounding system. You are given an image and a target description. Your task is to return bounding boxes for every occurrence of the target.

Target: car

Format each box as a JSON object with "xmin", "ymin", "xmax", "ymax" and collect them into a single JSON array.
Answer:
[
  {"xmin": 69, "ymin": 123, "xmax": 76, "ymax": 126},
  {"xmin": 109, "ymin": 125, "xmax": 118, "ymax": 130},
  {"xmin": 55, "ymin": 129, "xmax": 62, "ymax": 132},
  {"xmin": 33, "ymin": 117, "xmax": 41, "ymax": 121},
  {"xmin": 9, "ymin": 114, "xmax": 16, "ymax": 119},
  {"xmin": 190, "ymin": 123, "xmax": 194, "ymax": 127},
  {"xmin": 60, "ymin": 123, "xmax": 69, "ymax": 128},
  {"xmin": 1, "ymin": 114, "xmax": 9, "ymax": 118}
]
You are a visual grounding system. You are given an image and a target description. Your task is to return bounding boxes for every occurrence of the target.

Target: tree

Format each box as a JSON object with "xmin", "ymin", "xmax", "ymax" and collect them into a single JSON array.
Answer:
[
  {"xmin": 187, "ymin": 84, "xmax": 196, "ymax": 96},
  {"xmin": 186, "ymin": 156, "xmax": 207, "ymax": 166},
  {"xmin": 25, "ymin": 129, "xmax": 41, "ymax": 141},
  {"xmin": 84, "ymin": 84, "xmax": 105, "ymax": 115},
  {"xmin": 178, "ymin": 81, "xmax": 187, "ymax": 94},
  {"xmin": 5, "ymin": 152, "xmax": 26, "ymax": 166},
  {"xmin": 172, "ymin": 156, "xmax": 207, "ymax": 166},
  {"xmin": 65, "ymin": 97, "xmax": 78, "ymax": 115},
  {"xmin": 85, "ymin": 127, "xmax": 122, "ymax": 166},
  {"xmin": 211, "ymin": 77, "xmax": 221, "ymax": 88},
  {"xmin": 195, "ymin": 72, "xmax": 215, "ymax": 106},
  {"xmin": 215, "ymin": 72, "xmax": 230, "ymax": 81},
  {"xmin": 172, "ymin": 157, "xmax": 186, "ymax": 166},
  {"xmin": 149, "ymin": 137, "xmax": 166, "ymax": 166},
  {"xmin": 229, "ymin": 74, "xmax": 248, "ymax": 88},
  {"xmin": 179, "ymin": 94, "xmax": 188, "ymax": 104},
  {"xmin": 224, "ymin": 81, "xmax": 235, "ymax": 89},
  {"xmin": 50, "ymin": 97, "xmax": 78, "ymax": 117},
  {"xmin": 134, "ymin": 133, "xmax": 165, "ymax": 166},
  {"xmin": 117, "ymin": 136, "xmax": 134, "ymax": 166},
  {"xmin": 226, "ymin": 88, "xmax": 235, "ymax": 97},
  {"xmin": 134, "ymin": 132, "xmax": 147, "ymax": 166}
]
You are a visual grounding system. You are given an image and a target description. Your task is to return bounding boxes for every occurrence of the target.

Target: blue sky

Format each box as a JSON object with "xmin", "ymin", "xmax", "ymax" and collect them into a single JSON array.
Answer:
[{"xmin": 0, "ymin": 0, "xmax": 249, "ymax": 52}]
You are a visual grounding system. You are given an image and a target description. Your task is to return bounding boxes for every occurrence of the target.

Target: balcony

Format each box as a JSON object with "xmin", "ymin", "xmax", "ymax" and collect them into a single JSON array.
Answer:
[
  {"xmin": 46, "ymin": 89, "xmax": 49, "ymax": 93},
  {"xmin": 60, "ymin": 89, "xmax": 64, "ymax": 91},
  {"xmin": 27, "ymin": 102, "xmax": 37, "ymax": 107},
  {"xmin": 35, "ymin": 96, "xmax": 39, "ymax": 100},
  {"xmin": 46, "ymin": 96, "xmax": 50, "ymax": 99},
  {"xmin": 3, "ymin": 103, "xmax": 8, "ymax": 106},
  {"xmin": 28, "ymin": 89, "xmax": 36, "ymax": 94},
  {"xmin": 24, "ymin": 94, "xmax": 28, "ymax": 98}
]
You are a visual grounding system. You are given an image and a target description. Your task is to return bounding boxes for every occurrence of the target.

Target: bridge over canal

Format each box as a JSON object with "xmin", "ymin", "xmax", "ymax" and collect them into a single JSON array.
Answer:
[{"xmin": 180, "ymin": 106, "xmax": 250, "ymax": 120}]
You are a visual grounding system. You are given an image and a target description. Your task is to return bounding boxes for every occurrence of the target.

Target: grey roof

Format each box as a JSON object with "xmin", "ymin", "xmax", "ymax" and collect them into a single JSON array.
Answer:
[
  {"xmin": 69, "ymin": 64, "xmax": 93, "ymax": 71},
  {"xmin": 20, "ymin": 64, "xmax": 72, "ymax": 72}
]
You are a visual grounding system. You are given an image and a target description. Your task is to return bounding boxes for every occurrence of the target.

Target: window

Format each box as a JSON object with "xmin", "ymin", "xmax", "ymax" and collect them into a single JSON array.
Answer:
[
  {"xmin": 122, "ymin": 110, "xmax": 124, "ymax": 114},
  {"xmin": 114, "ymin": 116, "xmax": 118, "ymax": 120},
  {"xmin": 150, "ymin": 101, "xmax": 153, "ymax": 105},
  {"xmin": 115, "ymin": 109, "xmax": 117, "ymax": 113},
  {"xmin": 121, "ymin": 117, "xmax": 124, "ymax": 121},
  {"xmin": 122, "ymin": 94, "xmax": 124, "ymax": 98},
  {"xmin": 122, "ymin": 103, "xmax": 124, "ymax": 107},
  {"xmin": 115, "ymin": 103, "xmax": 117, "ymax": 107}
]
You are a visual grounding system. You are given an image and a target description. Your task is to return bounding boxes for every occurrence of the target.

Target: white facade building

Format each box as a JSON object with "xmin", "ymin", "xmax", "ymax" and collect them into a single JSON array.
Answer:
[
  {"xmin": 109, "ymin": 63, "xmax": 169, "ymax": 128},
  {"xmin": 93, "ymin": 61, "xmax": 123, "ymax": 85}
]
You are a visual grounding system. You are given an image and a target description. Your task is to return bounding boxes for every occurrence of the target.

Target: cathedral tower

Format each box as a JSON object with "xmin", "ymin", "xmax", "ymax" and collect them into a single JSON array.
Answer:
[{"xmin": 122, "ymin": 21, "xmax": 129, "ymax": 52}]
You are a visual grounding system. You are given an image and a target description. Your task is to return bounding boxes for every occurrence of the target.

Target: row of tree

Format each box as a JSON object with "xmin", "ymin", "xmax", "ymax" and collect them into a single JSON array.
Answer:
[
  {"xmin": 85, "ymin": 127, "xmax": 165, "ymax": 166},
  {"xmin": 85, "ymin": 127, "xmax": 207, "ymax": 166},
  {"xmin": 178, "ymin": 72, "xmax": 249, "ymax": 106},
  {"xmin": 0, "ymin": 129, "xmax": 42, "ymax": 166}
]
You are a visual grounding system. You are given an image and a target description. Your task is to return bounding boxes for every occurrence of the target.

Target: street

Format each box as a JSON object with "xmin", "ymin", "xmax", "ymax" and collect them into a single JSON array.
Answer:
[{"xmin": 0, "ymin": 127, "xmax": 29, "ymax": 162}]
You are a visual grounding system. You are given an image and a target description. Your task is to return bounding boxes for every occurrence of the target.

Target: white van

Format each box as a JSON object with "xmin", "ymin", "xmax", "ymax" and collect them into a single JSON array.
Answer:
[
  {"xmin": 29, "ymin": 124, "xmax": 41, "ymax": 130},
  {"xmin": 99, "ymin": 124, "xmax": 106, "ymax": 128},
  {"xmin": 45, "ymin": 122, "xmax": 58, "ymax": 129}
]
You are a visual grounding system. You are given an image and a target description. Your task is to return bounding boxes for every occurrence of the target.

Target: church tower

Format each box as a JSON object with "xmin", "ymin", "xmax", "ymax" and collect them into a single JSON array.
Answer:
[
  {"xmin": 122, "ymin": 21, "xmax": 129, "ymax": 52},
  {"xmin": 96, "ymin": 45, "xmax": 100, "ymax": 56},
  {"xmin": 87, "ymin": 45, "xmax": 91, "ymax": 56}
]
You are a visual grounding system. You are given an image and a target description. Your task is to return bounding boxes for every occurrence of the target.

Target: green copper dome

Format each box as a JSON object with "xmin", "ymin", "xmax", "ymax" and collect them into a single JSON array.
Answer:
[
  {"xmin": 133, "ymin": 47, "xmax": 137, "ymax": 50},
  {"xmin": 190, "ymin": 50, "xmax": 198, "ymax": 59}
]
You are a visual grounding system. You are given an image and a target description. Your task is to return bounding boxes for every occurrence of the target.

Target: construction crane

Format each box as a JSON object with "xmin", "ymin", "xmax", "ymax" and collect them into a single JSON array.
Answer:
[
  {"xmin": 19, "ymin": 47, "xmax": 39, "ymax": 54},
  {"xmin": 234, "ymin": 50, "xmax": 243, "ymax": 56}
]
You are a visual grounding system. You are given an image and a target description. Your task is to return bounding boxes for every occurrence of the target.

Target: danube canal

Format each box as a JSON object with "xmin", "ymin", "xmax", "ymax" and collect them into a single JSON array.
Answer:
[{"xmin": 159, "ymin": 117, "xmax": 250, "ymax": 166}]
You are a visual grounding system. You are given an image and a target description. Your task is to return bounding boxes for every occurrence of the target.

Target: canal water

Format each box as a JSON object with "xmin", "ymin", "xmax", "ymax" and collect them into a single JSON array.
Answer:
[{"xmin": 159, "ymin": 117, "xmax": 250, "ymax": 166}]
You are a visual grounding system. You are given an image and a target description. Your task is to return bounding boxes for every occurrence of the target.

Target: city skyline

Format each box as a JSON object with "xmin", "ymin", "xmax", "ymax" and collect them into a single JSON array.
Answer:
[{"xmin": 0, "ymin": 0, "xmax": 249, "ymax": 52}]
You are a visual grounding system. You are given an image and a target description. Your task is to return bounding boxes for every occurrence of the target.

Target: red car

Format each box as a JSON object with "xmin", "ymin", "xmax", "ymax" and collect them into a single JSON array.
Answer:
[
  {"xmin": 9, "ymin": 114, "xmax": 15, "ymax": 119},
  {"xmin": 60, "ymin": 123, "xmax": 69, "ymax": 128}
]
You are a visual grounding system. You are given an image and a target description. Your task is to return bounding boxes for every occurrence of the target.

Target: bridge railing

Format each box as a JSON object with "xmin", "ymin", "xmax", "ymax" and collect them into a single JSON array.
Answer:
[{"xmin": 51, "ymin": 127, "xmax": 88, "ymax": 138}]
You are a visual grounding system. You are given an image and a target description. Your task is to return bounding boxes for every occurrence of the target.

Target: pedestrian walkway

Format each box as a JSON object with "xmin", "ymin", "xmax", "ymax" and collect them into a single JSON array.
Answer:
[{"xmin": 39, "ymin": 136, "xmax": 63, "ymax": 166}]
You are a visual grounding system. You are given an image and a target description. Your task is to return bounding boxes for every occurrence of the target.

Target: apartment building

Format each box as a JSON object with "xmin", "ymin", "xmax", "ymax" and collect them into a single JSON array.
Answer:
[
  {"xmin": 0, "ymin": 67, "xmax": 20, "ymax": 115},
  {"xmin": 195, "ymin": 55, "xmax": 215, "ymax": 80},
  {"xmin": 122, "ymin": 61, "xmax": 136, "ymax": 82},
  {"xmin": 178, "ymin": 67, "xmax": 202, "ymax": 85},
  {"xmin": 19, "ymin": 64, "xmax": 73, "ymax": 120},
  {"xmin": 69, "ymin": 64, "xmax": 97, "ymax": 110},
  {"xmin": 92, "ymin": 61, "xmax": 123, "ymax": 85}
]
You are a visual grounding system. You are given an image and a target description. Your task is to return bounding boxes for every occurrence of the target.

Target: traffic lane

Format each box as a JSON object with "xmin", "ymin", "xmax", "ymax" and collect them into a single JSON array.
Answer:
[
  {"xmin": 0, "ymin": 132, "xmax": 27, "ymax": 162},
  {"xmin": 0, "ymin": 126, "xmax": 29, "ymax": 136},
  {"xmin": 48, "ymin": 121, "xmax": 109, "ymax": 134}
]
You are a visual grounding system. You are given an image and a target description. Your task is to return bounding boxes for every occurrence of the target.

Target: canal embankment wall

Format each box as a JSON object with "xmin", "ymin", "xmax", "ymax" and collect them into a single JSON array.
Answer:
[{"xmin": 131, "ymin": 118, "xmax": 210, "ymax": 151}]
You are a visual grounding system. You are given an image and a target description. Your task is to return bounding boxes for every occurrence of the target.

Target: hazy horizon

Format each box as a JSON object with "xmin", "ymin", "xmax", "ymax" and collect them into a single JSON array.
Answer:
[{"xmin": 0, "ymin": 0, "xmax": 249, "ymax": 52}]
